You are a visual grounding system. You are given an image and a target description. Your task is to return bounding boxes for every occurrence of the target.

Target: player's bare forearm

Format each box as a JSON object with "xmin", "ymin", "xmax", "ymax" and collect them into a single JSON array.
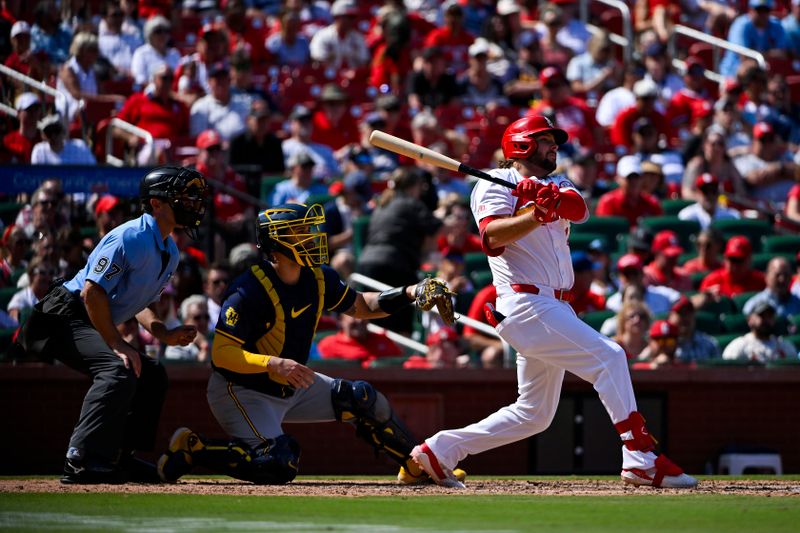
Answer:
[
  {"xmin": 136, "ymin": 306, "xmax": 197, "ymax": 346},
  {"xmin": 346, "ymin": 288, "xmax": 415, "ymax": 319},
  {"xmin": 136, "ymin": 305, "xmax": 166, "ymax": 339},
  {"xmin": 484, "ymin": 213, "xmax": 542, "ymax": 248}
]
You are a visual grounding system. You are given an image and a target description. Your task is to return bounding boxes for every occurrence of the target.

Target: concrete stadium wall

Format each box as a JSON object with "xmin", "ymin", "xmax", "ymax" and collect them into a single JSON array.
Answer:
[{"xmin": 2, "ymin": 363, "xmax": 799, "ymax": 476}]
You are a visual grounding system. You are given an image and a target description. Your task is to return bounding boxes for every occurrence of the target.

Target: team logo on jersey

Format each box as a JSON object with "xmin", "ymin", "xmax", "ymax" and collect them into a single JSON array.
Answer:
[{"xmin": 225, "ymin": 306, "xmax": 239, "ymax": 327}]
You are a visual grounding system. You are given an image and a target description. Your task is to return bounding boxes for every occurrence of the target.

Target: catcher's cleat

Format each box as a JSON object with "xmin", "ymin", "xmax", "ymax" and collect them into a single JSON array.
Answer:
[
  {"xmin": 397, "ymin": 466, "xmax": 467, "ymax": 485},
  {"xmin": 157, "ymin": 427, "xmax": 205, "ymax": 483},
  {"xmin": 621, "ymin": 454, "xmax": 698, "ymax": 489},
  {"xmin": 410, "ymin": 443, "xmax": 465, "ymax": 489}
]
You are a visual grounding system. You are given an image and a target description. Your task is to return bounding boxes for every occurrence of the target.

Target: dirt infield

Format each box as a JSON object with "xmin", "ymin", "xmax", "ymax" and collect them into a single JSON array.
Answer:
[{"xmin": 3, "ymin": 478, "xmax": 799, "ymax": 497}]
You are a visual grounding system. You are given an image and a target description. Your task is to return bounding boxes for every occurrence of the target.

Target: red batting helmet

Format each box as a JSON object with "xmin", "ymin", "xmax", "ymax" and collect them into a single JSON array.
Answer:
[{"xmin": 501, "ymin": 116, "xmax": 569, "ymax": 159}]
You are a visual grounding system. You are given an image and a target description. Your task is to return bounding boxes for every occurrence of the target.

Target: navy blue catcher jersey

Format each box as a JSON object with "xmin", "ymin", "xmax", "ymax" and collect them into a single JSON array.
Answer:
[{"xmin": 212, "ymin": 260, "xmax": 356, "ymax": 394}]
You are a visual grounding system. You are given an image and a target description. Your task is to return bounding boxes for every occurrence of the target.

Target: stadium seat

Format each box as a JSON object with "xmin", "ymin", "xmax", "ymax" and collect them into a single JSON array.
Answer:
[
  {"xmin": 366, "ymin": 356, "xmax": 409, "ymax": 368},
  {"xmin": 710, "ymin": 218, "xmax": 772, "ymax": 253},
  {"xmin": 0, "ymin": 287, "xmax": 17, "ymax": 310},
  {"xmin": 260, "ymin": 175, "xmax": 286, "ymax": 203},
  {"xmin": 695, "ymin": 310, "xmax": 724, "ymax": 335},
  {"xmin": 761, "ymin": 235, "xmax": 800, "ymax": 254},
  {"xmin": 714, "ymin": 333, "xmax": 741, "ymax": 353},
  {"xmin": 464, "ymin": 252, "xmax": 489, "ymax": 275},
  {"xmin": 661, "ymin": 199, "xmax": 694, "ymax": 216},
  {"xmin": 581, "ymin": 309, "xmax": 615, "ymax": 331},
  {"xmin": 733, "ymin": 291, "xmax": 759, "ymax": 312},
  {"xmin": 470, "ymin": 269, "xmax": 493, "ymax": 290},
  {"xmin": 699, "ymin": 296, "xmax": 737, "ymax": 317},
  {"xmin": 689, "ymin": 271, "xmax": 707, "ymax": 290},
  {"xmin": 639, "ymin": 216, "xmax": 701, "ymax": 251},
  {"xmin": 722, "ymin": 314, "xmax": 749, "ymax": 333},
  {"xmin": 751, "ymin": 252, "xmax": 795, "ymax": 272},
  {"xmin": 351, "ymin": 215, "xmax": 371, "ymax": 257},
  {"xmin": 568, "ymin": 232, "xmax": 606, "ymax": 252},
  {"xmin": 0, "ymin": 203, "xmax": 24, "ymax": 227},
  {"xmin": 572, "ymin": 216, "xmax": 629, "ymax": 247}
]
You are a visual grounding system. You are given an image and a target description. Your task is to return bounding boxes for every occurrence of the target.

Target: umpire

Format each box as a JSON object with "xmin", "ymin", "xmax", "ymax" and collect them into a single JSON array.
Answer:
[{"xmin": 18, "ymin": 167, "xmax": 209, "ymax": 484}]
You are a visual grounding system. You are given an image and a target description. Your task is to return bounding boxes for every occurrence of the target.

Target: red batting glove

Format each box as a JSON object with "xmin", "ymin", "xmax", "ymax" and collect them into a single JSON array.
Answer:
[
  {"xmin": 532, "ymin": 184, "xmax": 561, "ymax": 224},
  {"xmin": 511, "ymin": 179, "xmax": 543, "ymax": 203}
]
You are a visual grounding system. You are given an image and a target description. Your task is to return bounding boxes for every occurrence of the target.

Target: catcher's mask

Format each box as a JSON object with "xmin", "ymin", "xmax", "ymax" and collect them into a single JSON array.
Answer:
[
  {"xmin": 256, "ymin": 203, "xmax": 329, "ymax": 267},
  {"xmin": 140, "ymin": 166, "xmax": 209, "ymax": 240}
]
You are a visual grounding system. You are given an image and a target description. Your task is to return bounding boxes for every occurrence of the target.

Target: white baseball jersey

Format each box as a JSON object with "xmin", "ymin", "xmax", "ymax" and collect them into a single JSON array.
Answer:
[{"xmin": 470, "ymin": 167, "xmax": 589, "ymax": 296}]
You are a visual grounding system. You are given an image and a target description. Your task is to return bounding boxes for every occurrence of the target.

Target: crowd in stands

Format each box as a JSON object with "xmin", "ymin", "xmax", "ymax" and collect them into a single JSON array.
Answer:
[{"xmin": 0, "ymin": 0, "xmax": 799, "ymax": 368}]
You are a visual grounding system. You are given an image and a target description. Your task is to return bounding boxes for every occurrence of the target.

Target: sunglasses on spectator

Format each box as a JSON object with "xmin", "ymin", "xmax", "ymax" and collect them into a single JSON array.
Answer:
[
  {"xmin": 157, "ymin": 73, "xmax": 174, "ymax": 80},
  {"xmin": 210, "ymin": 278, "xmax": 228, "ymax": 285},
  {"xmin": 727, "ymin": 256, "xmax": 745, "ymax": 264},
  {"xmin": 153, "ymin": 27, "xmax": 170, "ymax": 34},
  {"xmin": 626, "ymin": 312, "xmax": 648, "ymax": 320},
  {"xmin": 36, "ymin": 199, "xmax": 57, "ymax": 207},
  {"xmin": 697, "ymin": 241, "xmax": 712, "ymax": 249},
  {"xmin": 700, "ymin": 186, "xmax": 718, "ymax": 195},
  {"xmin": 191, "ymin": 314, "xmax": 210, "ymax": 321},
  {"xmin": 621, "ymin": 268, "xmax": 642, "ymax": 277}
]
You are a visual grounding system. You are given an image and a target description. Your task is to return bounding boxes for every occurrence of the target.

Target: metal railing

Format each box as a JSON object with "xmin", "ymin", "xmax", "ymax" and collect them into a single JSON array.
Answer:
[
  {"xmin": 104, "ymin": 118, "xmax": 156, "ymax": 167},
  {"xmin": 0, "ymin": 64, "xmax": 70, "ymax": 120},
  {"xmin": 349, "ymin": 272, "xmax": 502, "ymax": 348},
  {"xmin": 582, "ymin": 0, "xmax": 634, "ymax": 63},
  {"xmin": 0, "ymin": 101, "xmax": 17, "ymax": 118},
  {"xmin": 669, "ymin": 24, "xmax": 768, "ymax": 73}
]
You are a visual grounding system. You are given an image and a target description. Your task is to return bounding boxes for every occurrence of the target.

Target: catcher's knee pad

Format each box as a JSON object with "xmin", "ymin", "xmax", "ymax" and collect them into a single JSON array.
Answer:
[
  {"xmin": 331, "ymin": 379, "xmax": 417, "ymax": 465},
  {"xmin": 237, "ymin": 434, "xmax": 301, "ymax": 485},
  {"xmin": 615, "ymin": 411, "xmax": 657, "ymax": 452}
]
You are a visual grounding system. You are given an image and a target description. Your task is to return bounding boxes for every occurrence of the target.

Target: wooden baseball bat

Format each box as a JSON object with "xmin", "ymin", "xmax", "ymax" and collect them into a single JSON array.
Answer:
[{"xmin": 368, "ymin": 130, "xmax": 516, "ymax": 190}]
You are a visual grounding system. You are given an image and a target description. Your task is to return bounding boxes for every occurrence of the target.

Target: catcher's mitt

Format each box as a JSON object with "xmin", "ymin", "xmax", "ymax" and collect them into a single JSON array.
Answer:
[{"xmin": 414, "ymin": 277, "xmax": 457, "ymax": 325}]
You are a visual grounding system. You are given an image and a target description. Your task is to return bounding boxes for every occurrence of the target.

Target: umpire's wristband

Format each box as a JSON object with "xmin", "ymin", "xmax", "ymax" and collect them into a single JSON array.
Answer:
[{"xmin": 377, "ymin": 285, "xmax": 414, "ymax": 314}]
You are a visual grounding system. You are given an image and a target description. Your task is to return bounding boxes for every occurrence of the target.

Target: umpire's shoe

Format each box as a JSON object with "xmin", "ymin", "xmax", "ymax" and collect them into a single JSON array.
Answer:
[
  {"xmin": 410, "ymin": 443, "xmax": 466, "ymax": 489},
  {"xmin": 397, "ymin": 466, "xmax": 467, "ymax": 486},
  {"xmin": 61, "ymin": 448, "xmax": 125, "ymax": 485},
  {"xmin": 157, "ymin": 427, "xmax": 205, "ymax": 483}
]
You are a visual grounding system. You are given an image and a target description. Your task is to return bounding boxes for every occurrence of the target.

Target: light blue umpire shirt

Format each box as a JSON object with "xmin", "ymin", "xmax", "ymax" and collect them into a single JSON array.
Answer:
[{"xmin": 63, "ymin": 213, "xmax": 179, "ymax": 325}]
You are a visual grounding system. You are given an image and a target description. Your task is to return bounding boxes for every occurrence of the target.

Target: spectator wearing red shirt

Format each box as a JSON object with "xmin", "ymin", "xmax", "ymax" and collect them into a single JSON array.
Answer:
[
  {"xmin": 595, "ymin": 156, "xmax": 663, "ymax": 227},
  {"xmin": 423, "ymin": 2, "xmax": 474, "ymax": 74},
  {"xmin": 529, "ymin": 66, "xmax": 601, "ymax": 149},
  {"xmin": 318, "ymin": 314, "xmax": 402, "ymax": 368},
  {"xmin": 221, "ymin": 0, "xmax": 270, "ymax": 66},
  {"xmin": 644, "ymin": 230, "xmax": 693, "ymax": 292},
  {"xmin": 665, "ymin": 57, "xmax": 713, "ymax": 142},
  {"xmin": 116, "ymin": 64, "xmax": 189, "ymax": 165},
  {"xmin": 570, "ymin": 251, "xmax": 606, "ymax": 315},
  {"xmin": 369, "ymin": 11, "xmax": 413, "ymax": 94},
  {"xmin": 2, "ymin": 93, "xmax": 42, "ymax": 164},
  {"xmin": 462, "ymin": 283, "xmax": 505, "ymax": 368},
  {"xmin": 5, "ymin": 21, "xmax": 48, "ymax": 80},
  {"xmin": 174, "ymin": 22, "xmax": 230, "ymax": 104},
  {"xmin": 611, "ymin": 78, "xmax": 671, "ymax": 151},
  {"xmin": 786, "ymin": 183, "xmax": 800, "ymax": 223},
  {"xmin": 193, "ymin": 129, "xmax": 253, "ymax": 261},
  {"xmin": 699, "ymin": 235, "xmax": 766, "ymax": 297},
  {"xmin": 682, "ymin": 227, "xmax": 725, "ymax": 274},
  {"xmin": 437, "ymin": 201, "xmax": 482, "ymax": 257},
  {"xmin": 310, "ymin": 84, "xmax": 360, "ymax": 151}
]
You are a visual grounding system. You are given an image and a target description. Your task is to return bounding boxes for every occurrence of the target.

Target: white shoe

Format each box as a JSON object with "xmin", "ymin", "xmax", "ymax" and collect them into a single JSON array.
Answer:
[
  {"xmin": 622, "ymin": 454, "xmax": 698, "ymax": 488},
  {"xmin": 410, "ymin": 443, "xmax": 465, "ymax": 489}
]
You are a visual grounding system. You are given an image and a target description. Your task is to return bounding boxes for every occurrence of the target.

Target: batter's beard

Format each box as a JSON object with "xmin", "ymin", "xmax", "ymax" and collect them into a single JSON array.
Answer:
[{"xmin": 530, "ymin": 153, "xmax": 557, "ymax": 173}]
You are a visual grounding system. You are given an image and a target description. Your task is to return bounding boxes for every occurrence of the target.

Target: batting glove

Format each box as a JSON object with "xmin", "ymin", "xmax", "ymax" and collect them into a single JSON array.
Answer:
[{"xmin": 511, "ymin": 179, "xmax": 544, "ymax": 204}]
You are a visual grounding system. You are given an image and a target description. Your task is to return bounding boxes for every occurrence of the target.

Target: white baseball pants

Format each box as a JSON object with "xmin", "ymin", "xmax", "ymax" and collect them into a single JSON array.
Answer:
[{"xmin": 426, "ymin": 291, "xmax": 656, "ymax": 471}]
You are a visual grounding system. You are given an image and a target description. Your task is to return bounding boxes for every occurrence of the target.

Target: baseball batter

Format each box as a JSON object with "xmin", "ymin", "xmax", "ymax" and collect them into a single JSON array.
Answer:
[
  {"xmin": 411, "ymin": 116, "xmax": 697, "ymax": 489},
  {"xmin": 157, "ymin": 203, "xmax": 460, "ymax": 485}
]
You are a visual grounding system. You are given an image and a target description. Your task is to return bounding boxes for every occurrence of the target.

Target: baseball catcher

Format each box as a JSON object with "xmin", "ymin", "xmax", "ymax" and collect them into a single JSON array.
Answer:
[{"xmin": 157, "ymin": 203, "xmax": 463, "ymax": 485}]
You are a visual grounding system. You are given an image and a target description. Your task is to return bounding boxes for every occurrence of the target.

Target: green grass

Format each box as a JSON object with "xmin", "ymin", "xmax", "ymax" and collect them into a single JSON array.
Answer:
[{"xmin": 1, "ymin": 488, "xmax": 800, "ymax": 533}]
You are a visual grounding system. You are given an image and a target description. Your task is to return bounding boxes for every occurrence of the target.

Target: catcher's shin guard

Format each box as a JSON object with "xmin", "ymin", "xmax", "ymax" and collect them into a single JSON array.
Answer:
[
  {"xmin": 194, "ymin": 435, "xmax": 301, "ymax": 485},
  {"xmin": 331, "ymin": 379, "xmax": 418, "ymax": 469}
]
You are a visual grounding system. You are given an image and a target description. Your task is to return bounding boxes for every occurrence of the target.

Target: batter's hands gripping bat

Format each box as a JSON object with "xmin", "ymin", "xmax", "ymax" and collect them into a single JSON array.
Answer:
[{"xmin": 368, "ymin": 130, "xmax": 549, "ymax": 215}]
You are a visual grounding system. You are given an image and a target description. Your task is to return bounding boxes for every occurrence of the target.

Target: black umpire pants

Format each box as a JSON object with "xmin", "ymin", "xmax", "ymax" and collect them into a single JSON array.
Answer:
[{"xmin": 20, "ymin": 285, "xmax": 168, "ymax": 464}]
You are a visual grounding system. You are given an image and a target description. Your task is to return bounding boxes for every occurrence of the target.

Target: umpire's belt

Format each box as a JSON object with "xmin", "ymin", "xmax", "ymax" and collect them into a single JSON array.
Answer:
[{"xmin": 511, "ymin": 284, "xmax": 572, "ymax": 302}]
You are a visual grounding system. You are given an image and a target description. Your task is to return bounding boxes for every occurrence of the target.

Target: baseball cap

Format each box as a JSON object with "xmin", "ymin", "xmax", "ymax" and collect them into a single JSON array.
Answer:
[
  {"xmin": 468, "ymin": 39, "xmax": 491, "ymax": 58},
  {"xmin": 376, "ymin": 94, "xmax": 401, "ymax": 111},
  {"xmin": 652, "ymin": 230, "xmax": 684, "ymax": 257},
  {"xmin": 199, "ymin": 22, "xmax": 225, "ymax": 39},
  {"xmin": 617, "ymin": 253, "xmax": 644, "ymax": 271},
  {"xmin": 641, "ymin": 160, "xmax": 663, "ymax": 175},
  {"xmin": 628, "ymin": 226, "xmax": 654, "ymax": 251},
  {"xmin": 753, "ymin": 121, "xmax": 774, "ymax": 140},
  {"xmin": 320, "ymin": 83, "xmax": 348, "ymax": 102},
  {"xmin": 695, "ymin": 172, "xmax": 719, "ymax": 189},
  {"xmin": 749, "ymin": 0, "xmax": 773, "ymax": 9},
  {"xmin": 643, "ymin": 42, "xmax": 666, "ymax": 58},
  {"xmin": 288, "ymin": 150, "xmax": 315, "ymax": 168},
  {"xmin": 587, "ymin": 237, "xmax": 609, "ymax": 254},
  {"xmin": 208, "ymin": 61, "xmax": 230, "ymax": 77},
  {"xmin": 249, "ymin": 99, "xmax": 270, "ymax": 118},
  {"xmin": 289, "ymin": 104, "xmax": 312, "ymax": 121},
  {"xmin": 649, "ymin": 319, "xmax": 678, "ymax": 339},
  {"xmin": 15, "ymin": 92, "xmax": 39, "ymax": 112},
  {"xmin": 497, "ymin": 0, "xmax": 521, "ymax": 16},
  {"xmin": 750, "ymin": 299, "xmax": 776, "ymax": 316},
  {"xmin": 572, "ymin": 251, "xmax": 599, "ymax": 273},
  {"xmin": 426, "ymin": 327, "xmax": 459, "ymax": 346},
  {"xmin": 95, "ymin": 195, "xmax": 120, "ymax": 216},
  {"xmin": 331, "ymin": 0, "xmax": 358, "ymax": 17},
  {"xmin": 342, "ymin": 170, "xmax": 372, "ymax": 201},
  {"xmin": 540, "ymin": 66, "xmax": 567, "ymax": 86},
  {"xmin": 616, "ymin": 155, "xmax": 642, "ymax": 178},
  {"xmin": 724, "ymin": 235, "xmax": 752, "ymax": 259},
  {"xmin": 633, "ymin": 79, "xmax": 658, "ymax": 98},
  {"xmin": 363, "ymin": 112, "xmax": 386, "ymax": 129},
  {"xmin": 684, "ymin": 56, "xmax": 705, "ymax": 75},
  {"xmin": 196, "ymin": 129, "xmax": 223, "ymax": 149},
  {"xmin": 633, "ymin": 117, "xmax": 656, "ymax": 134},
  {"xmin": 671, "ymin": 295, "xmax": 694, "ymax": 314},
  {"xmin": 10, "ymin": 21, "xmax": 31, "ymax": 38},
  {"xmin": 38, "ymin": 113, "xmax": 64, "ymax": 132},
  {"xmin": 422, "ymin": 46, "xmax": 443, "ymax": 61}
]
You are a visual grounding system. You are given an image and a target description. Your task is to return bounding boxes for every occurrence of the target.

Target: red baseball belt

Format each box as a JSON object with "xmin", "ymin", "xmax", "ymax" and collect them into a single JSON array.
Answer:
[{"xmin": 511, "ymin": 284, "xmax": 573, "ymax": 302}]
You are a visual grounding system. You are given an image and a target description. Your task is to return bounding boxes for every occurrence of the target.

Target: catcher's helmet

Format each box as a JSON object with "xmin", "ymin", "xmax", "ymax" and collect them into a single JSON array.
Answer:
[
  {"xmin": 256, "ymin": 203, "xmax": 329, "ymax": 267},
  {"xmin": 140, "ymin": 166, "xmax": 209, "ymax": 239},
  {"xmin": 501, "ymin": 116, "xmax": 569, "ymax": 160}
]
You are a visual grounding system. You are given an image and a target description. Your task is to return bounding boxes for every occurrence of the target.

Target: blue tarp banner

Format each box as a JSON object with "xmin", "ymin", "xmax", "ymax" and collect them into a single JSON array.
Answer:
[{"xmin": 0, "ymin": 166, "xmax": 150, "ymax": 197}]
